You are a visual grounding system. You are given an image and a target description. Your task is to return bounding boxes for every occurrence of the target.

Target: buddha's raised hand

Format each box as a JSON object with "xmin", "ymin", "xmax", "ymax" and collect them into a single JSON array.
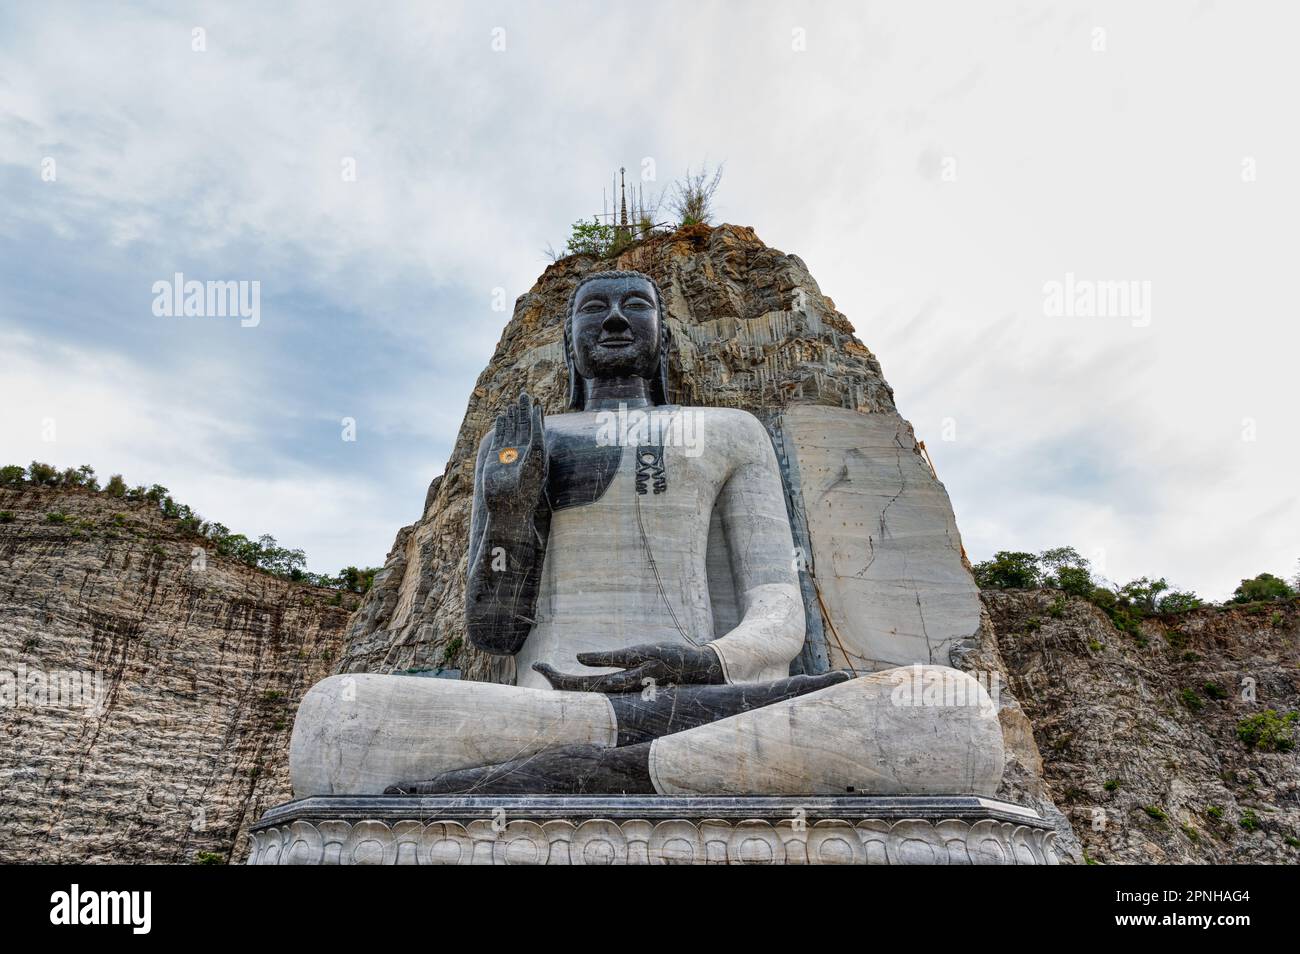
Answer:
[
  {"xmin": 482, "ymin": 391, "xmax": 548, "ymax": 515},
  {"xmin": 532, "ymin": 642, "xmax": 725, "ymax": 693}
]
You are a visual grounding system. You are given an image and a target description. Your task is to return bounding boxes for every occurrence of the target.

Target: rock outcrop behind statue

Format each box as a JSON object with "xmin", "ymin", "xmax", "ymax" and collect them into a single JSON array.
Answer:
[{"xmin": 984, "ymin": 590, "xmax": 1300, "ymax": 864}]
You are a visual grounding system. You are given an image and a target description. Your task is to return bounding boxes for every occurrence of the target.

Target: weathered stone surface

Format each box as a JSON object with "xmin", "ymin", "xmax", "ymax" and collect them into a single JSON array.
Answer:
[
  {"xmin": 782, "ymin": 405, "xmax": 981, "ymax": 671},
  {"xmin": 247, "ymin": 794, "xmax": 1059, "ymax": 865},
  {"xmin": 0, "ymin": 485, "xmax": 352, "ymax": 863},
  {"xmin": 983, "ymin": 590, "xmax": 1300, "ymax": 864}
]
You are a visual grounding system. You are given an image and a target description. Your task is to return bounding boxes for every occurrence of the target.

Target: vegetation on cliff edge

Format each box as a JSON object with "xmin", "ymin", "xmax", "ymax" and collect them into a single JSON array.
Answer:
[
  {"xmin": 2, "ymin": 462, "xmax": 378, "ymax": 594},
  {"xmin": 973, "ymin": 546, "xmax": 1297, "ymax": 638}
]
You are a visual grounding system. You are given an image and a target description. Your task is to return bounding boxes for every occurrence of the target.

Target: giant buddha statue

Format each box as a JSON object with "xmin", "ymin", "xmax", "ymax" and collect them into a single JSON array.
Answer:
[{"xmin": 288, "ymin": 270, "xmax": 1004, "ymax": 799}]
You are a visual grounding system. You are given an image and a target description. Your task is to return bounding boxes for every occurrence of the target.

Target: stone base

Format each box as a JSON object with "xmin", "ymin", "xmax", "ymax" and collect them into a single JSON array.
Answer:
[{"xmin": 247, "ymin": 795, "xmax": 1060, "ymax": 865}]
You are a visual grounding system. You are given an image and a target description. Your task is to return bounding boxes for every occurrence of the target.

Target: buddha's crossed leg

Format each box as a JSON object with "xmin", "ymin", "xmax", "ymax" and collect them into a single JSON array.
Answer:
[{"xmin": 290, "ymin": 667, "xmax": 1004, "ymax": 798}]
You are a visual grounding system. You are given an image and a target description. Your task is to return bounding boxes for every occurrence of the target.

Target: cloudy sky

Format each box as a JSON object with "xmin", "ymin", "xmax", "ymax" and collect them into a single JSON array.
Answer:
[{"xmin": 1, "ymin": 1, "xmax": 1295, "ymax": 600}]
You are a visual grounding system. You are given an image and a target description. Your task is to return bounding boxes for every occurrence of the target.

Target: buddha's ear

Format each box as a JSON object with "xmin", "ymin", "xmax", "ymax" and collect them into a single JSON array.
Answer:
[
  {"xmin": 653, "ymin": 320, "xmax": 673, "ymax": 406},
  {"xmin": 563, "ymin": 317, "xmax": 583, "ymax": 410}
]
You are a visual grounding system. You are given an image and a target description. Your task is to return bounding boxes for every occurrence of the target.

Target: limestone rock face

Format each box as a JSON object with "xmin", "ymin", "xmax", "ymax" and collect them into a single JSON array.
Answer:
[
  {"xmin": 0, "ymin": 486, "xmax": 352, "ymax": 863},
  {"xmin": 984, "ymin": 590, "xmax": 1300, "ymax": 864}
]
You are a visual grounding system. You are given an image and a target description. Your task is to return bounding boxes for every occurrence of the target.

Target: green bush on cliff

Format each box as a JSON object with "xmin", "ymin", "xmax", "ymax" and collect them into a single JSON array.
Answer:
[
  {"xmin": 1156, "ymin": 590, "xmax": 1203, "ymax": 613},
  {"xmin": 1230, "ymin": 573, "xmax": 1295, "ymax": 604},
  {"xmin": 972, "ymin": 551, "xmax": 1040, "ymax": 589},
  {"xmin": 1235, "ymin": 710, "xmax": 1297, "ymax": 751},
  {"xmin": 564, "ymin": 218, "xmax": 620, "ymax": 258},
  {"xmin": 0, "ymin": 465, "xmax": 25, "ymax": 486},
  {"xmin": 1055, "ymin": 565, "xmax": 1094, "ymax": 598},
  {"xmin": 26, "ymin": 461, "xmax": 59, "ymax": 485}
]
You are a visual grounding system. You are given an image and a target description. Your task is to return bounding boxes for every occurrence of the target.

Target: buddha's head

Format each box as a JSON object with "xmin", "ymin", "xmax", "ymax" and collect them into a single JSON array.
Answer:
[{"xmin": 563, "ymin": 270, "xmax": 671, "ymax": 410}]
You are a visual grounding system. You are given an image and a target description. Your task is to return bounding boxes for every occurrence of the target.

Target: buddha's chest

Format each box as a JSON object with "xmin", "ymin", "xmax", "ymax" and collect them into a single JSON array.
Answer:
[{"xmin": 543, "ymin": 408, "xmax": 728, "ymax": 516}]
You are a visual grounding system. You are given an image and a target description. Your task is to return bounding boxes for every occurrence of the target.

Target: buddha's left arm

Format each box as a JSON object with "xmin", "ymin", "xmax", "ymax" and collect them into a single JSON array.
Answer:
[{"xmin": 706, "ymin": 419, "xmax": 806, "ymax": 683}]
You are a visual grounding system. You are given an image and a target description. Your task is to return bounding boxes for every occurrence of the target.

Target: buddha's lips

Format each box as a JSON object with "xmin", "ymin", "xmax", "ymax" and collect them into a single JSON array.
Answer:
[{"xmin": 597, "ymin": 338, "xmax": 635, "ymax": 348}]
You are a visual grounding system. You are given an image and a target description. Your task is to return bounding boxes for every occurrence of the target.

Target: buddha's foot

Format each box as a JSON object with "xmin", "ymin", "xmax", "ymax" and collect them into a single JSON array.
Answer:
[
  {"xmin": 608, "ymin": 669, "xmax": 851, "ymax": 744},
  {"xmin": 384, "ymin": 742, "xmax": 655, "ymax": 796}
]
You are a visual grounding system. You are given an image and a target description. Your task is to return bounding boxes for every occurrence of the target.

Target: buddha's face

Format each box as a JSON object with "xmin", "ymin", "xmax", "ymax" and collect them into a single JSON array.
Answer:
[{"xmin": 569, "ymin": 275, "xmax": 661, "ymax": 384}]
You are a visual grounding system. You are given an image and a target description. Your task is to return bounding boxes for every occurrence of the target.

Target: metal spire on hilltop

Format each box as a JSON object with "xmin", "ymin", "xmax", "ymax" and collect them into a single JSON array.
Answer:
[{"xmin": 617, "ymin": 166, "xmax": 630, "ymax": 243}]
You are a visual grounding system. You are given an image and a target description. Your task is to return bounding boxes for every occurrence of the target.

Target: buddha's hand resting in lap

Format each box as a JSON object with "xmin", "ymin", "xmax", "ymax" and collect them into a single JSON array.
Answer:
[
  {"xmin": 532, "ymin": 642, "xmax": 725, "ymax": 692},
  {"xmin": 483, "ymin": 391, "xmax": 548, "ymax": 516}
]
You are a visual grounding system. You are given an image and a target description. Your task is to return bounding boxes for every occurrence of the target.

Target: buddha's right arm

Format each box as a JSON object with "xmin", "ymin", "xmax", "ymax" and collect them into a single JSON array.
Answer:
[{"xmin": 464, "ymin": 437, "xmax": 549, "ymax": 656}]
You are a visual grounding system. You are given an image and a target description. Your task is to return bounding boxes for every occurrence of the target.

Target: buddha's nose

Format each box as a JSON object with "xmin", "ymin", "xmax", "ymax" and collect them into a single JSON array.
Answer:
[{"xmin": 602, "ymin": 309, "xmax": 631, "ymax": 334}]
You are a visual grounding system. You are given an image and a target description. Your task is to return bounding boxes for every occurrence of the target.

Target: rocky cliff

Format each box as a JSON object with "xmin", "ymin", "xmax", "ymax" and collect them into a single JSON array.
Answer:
[
  {"xmin": 0, "ymin": 485, "xmax": 353, "ymax": 863},
  {"xmin": 983, "ymin": 590, "xmax": 1299, "ymax": 864}
]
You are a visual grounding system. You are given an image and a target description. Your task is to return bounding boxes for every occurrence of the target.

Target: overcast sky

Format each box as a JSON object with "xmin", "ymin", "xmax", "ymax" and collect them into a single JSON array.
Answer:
[{"xmin": 1, "ymin": 1, "xmax": 1295, "ymax": 600}]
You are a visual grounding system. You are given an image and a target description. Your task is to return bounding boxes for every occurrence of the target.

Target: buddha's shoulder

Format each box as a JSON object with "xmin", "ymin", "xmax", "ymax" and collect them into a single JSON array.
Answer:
[{"xmin": 677, "ymin": 405, "xmax": 768, "ymax": 433}]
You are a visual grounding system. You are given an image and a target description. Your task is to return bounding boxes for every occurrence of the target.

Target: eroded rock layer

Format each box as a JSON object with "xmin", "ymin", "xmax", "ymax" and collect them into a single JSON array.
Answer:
[{"xmin": 0, "ymin": 486, "xmax": 352, "ymax": 863}]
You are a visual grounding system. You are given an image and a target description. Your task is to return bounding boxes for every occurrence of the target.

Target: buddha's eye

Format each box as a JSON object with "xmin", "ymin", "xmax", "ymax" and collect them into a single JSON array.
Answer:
[
  {"xmin": 580, "ymin": 300, "xmax": 606, "ymax": 313},
  {"xmin": 624, "ymin": 297, "xmax": 652, "ymax": 310}
]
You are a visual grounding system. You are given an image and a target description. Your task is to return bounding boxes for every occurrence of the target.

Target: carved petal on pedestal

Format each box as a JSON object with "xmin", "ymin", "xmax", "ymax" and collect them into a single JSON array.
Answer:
[
  {"xmin": 392, "ymin": 821, "xmax": 424, "ymax": 866},
  {"xmin": 260, "ymin": 826, "xmax": 285, "ymax": 865},
  {"xmin": 808, "ymin": 819, "xmax": 863, "ymax": 865},
  {"xmin": 571, "ymin": 819, "xmax": 627, "ymax": 866},
  {"xmin": 283, "ymin": 821, "xmax": 323, "ymax": 865},
  {"xmin": 318, "ymin": 821, "xmax": 351, "ymax": 866},
  {"xmin": 621, "ymin": 820, "xmax": 653, "ymax": 865},
  {"xmin": 648, "ymin": 820, "xmax": 706, "ymax": 865},
  {"xmin": 889, "ymin": 819, "xmax": 948, "ymax": 865},
  {"xmin": 245, "ymin": 829, "xmax": 265, "ymax": 865},
  {"xmin": 421, "ymin": 821, "xmax": 472, "ymax": 865},
  {"xmin": 698, "ymin": 819, "xmax": 732, "ymax": 864},
  {"xmin": 541, "ymin": 820, "xmax": 577, "ymax": 865},
  {"xmin": 775, "ymin": 819, "xmax": 809, "ymax": 865},
  {"xmin": 728, "ymin": 820, "xmax": 782, "ymax": 865},
  {"xmin": 344, "ymin": 820, "xmax": 397, "ymax": 865},
  {"xmin": 493, "ymin": 820, "xmax": 550, "ymax": 865},
  {"xmin": 857, "ymin": 818, "xmax": 893, "ymax": 865},
  {"xmin": 935, "ymin": 819, "xmax": 973, "ymax": 865},
  {"xmin": 967, "ymin": 819, "xmax": 1010, "ymax": 865},
  {"xmin": 1042, "ymin": 831, "xmax": 1061, "ymax": 866},
  {"xmin": 1011, "ymin": 825, "xmax": 1039, "ymax": 865}
]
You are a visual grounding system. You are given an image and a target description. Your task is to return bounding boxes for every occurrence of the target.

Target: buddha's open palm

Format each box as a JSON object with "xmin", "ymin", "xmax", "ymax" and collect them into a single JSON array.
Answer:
[
  {"xmin": 482, "ymin": 391, "xmax": 547, "ymax": 516},
  {"xmin": 533, "ymin": 642, "xmax": 725, "ymax": 693}
]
